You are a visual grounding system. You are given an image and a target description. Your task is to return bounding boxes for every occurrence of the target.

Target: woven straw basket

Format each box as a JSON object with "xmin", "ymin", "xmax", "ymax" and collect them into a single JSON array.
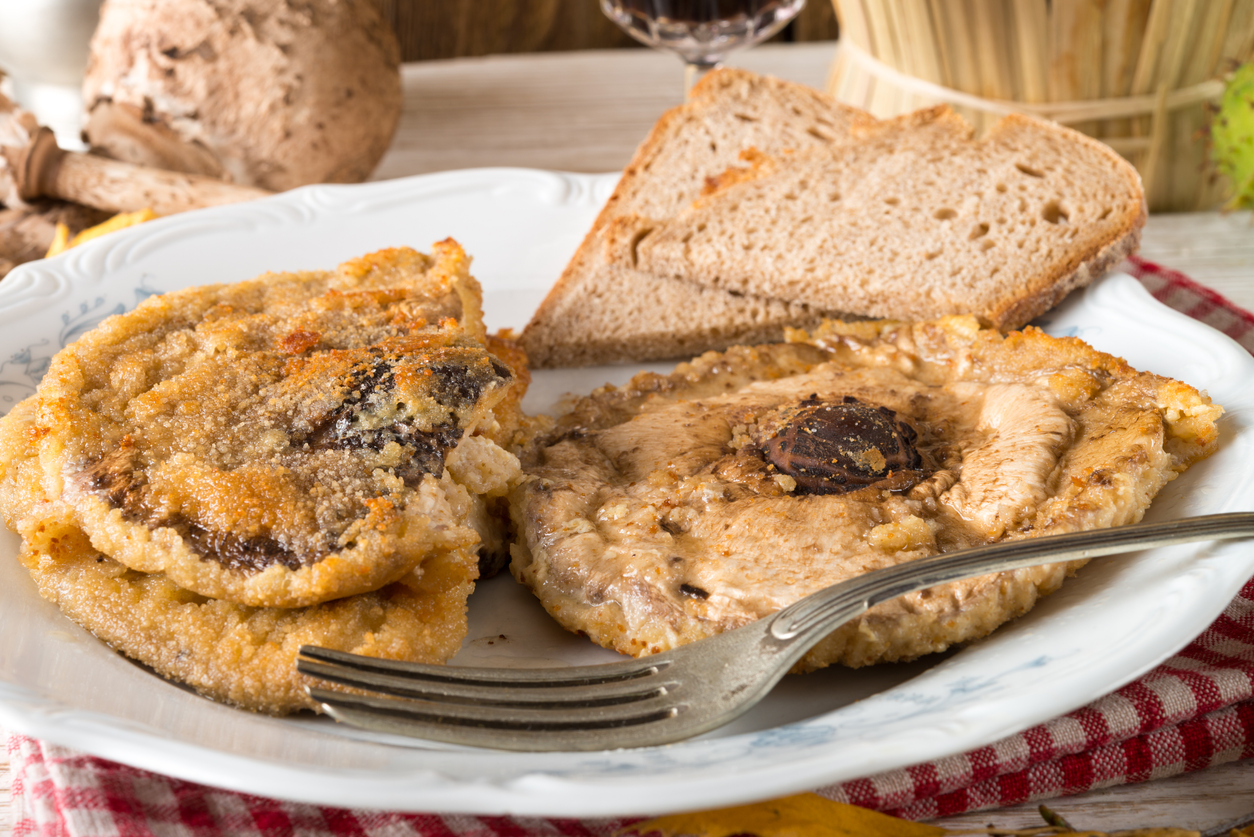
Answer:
[{"xmin": 826, "ymin": 0, "xmax": 1254, "ymax": 212}]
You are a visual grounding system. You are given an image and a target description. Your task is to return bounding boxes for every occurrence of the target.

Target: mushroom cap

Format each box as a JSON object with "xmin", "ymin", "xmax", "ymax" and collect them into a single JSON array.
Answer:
[{"xmin": 82, "ymin": 0, "xmax": 402, "ymax": 191}]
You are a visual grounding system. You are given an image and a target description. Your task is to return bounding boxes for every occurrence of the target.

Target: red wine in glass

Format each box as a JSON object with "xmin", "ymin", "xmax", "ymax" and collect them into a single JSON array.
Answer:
[{"xmin": 601, "ymin": 0, "xmax": 806, "ymax": 96}]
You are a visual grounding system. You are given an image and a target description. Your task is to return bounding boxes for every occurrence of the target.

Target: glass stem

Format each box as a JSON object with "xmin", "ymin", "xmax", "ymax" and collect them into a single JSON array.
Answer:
[{"xmin": 684, "ymin": 60, "xmax": 721, "ymax": 101}]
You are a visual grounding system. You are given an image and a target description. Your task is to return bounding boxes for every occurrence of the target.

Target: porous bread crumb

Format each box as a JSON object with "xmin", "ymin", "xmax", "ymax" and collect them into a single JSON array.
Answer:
[
  {"xmin": 622, "ymin": 106, "xmax": 1146, "ymax": 331},
  {"xmin": 520, "ymin": 68, "xmax": 871, "ymax": 367}
]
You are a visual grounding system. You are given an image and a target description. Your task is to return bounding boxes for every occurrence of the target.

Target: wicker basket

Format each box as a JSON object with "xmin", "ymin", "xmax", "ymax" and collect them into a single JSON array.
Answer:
[{"xmin": 826, "ymin": 0, "xmax": 1254, "ymax": 212}]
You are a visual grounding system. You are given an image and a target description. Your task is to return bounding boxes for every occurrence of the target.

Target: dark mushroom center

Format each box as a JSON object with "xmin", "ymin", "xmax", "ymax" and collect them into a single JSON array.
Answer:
[{"xmin": 761, "ymin": 396, "xmax": 925, "ymax": 494}]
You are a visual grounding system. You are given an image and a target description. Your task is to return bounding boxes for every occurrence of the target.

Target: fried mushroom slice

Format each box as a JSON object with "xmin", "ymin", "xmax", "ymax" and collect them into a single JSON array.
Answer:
[
  {"xmin": 1, "ymin": 397, "xmax": 474, "ymax": 714},
  {"xmin": 509, "ymin": 317, "xmax": 1222, "ymax": 669},
  {"xmin": 31, "ymin": 242, "xmax": 520, "ymax": 607}
]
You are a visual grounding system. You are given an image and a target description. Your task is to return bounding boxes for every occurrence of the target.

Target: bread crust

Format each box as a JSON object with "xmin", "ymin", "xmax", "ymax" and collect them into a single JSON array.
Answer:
[
  {"xmin": 624, "ymin": 106, "xmax": 1147, "ymax": 331},
  {"xmin": 521, "ymin": 69, "xmax": 872, "ymax": 367},
  {"xmin": 980, "ymin": 115, "xmax": 1147, "ymax": 329}
]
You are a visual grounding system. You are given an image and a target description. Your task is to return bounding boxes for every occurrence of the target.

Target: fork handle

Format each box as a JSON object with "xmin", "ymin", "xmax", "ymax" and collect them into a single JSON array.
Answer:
[{"xmin": 768, "ymin": 513, "xmax": 1254, "ymax": 646}]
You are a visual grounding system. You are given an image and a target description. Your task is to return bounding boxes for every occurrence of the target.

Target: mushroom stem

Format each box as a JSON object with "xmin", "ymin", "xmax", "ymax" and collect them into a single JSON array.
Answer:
[
  {"xmin": 2, "ymin": 91, "xmax": 270, "ymax": 215},
  {"xmin": 47, "ymin": 143, "xmax": 272, "ymax": 215}
]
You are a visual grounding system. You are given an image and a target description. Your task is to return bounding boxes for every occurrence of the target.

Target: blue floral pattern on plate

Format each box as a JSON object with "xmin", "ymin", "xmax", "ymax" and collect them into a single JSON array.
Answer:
[{"xmin": 0, "ymin": 170, "xmax": 1252, "ymax": 817}]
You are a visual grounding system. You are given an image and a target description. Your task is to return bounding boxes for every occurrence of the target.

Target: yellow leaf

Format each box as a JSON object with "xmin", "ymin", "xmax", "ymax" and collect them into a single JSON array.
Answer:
[
  {"xmin": 45, "ymin": 222, "xmax": 71, "ymax": 258},
  {"xmin": 46, "ymin": 209, "xmax": 158, "ymax": 259},
  {"xmin": 621, "ymin": 793, "xmax": 947, "ymax": 837}
]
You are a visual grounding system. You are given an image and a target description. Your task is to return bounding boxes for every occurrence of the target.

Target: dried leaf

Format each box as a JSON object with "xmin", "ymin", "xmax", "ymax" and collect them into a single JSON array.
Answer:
[
  {"xmin": 621, "ymin": 793, "xmax": 947, "ymax": 837},
  {"xmin": 1039, "ymin": 806, "xmax": 1077, "ymax": 831},
  {"xmin": 46, "ymin": 208, "xmax": 157, "ymax": 257},
  {"xmin": 618, "ymin": 792, "xmax": 1212, "ymax": 837},
  {"xmin": 45, "ymin": 221, "xmax": 70, "ymax": 258}
]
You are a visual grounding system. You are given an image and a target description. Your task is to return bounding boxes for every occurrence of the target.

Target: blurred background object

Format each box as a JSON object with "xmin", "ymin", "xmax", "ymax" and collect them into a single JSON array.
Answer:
[
  {"xmin": 825, "ymin": 0, "xmax": 1254, "ymax": 212},
  {"xmin": 600, "ymin": 0, "xmax": 807, "ymax": 97},
  {"xmin": 82, "ymin": 0, "xmax": 403, "ymax": 191},
  {"xmin": 2, "ymin": 0, "xmax": 1247, "ymax": 278},
  {"xmin": 1, "ymin": 86, "xmax": 271, "ymax": 215},
  {"xmin": 374, "ymin": 0, "xmax": 837, "ymax": 59},
  {"xmin": 1213, "ymin": 62, "xmax": 1254, "ymax": 211},
  {"xmin": 0, "ymin": 0, "xmax": 104, "ymax": 150}
]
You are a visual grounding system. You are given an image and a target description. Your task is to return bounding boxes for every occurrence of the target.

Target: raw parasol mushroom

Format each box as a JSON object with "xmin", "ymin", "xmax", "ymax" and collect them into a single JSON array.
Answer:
[{"xmin": 81, "ymin": 0, "xmax": 403, "ymax": 191}]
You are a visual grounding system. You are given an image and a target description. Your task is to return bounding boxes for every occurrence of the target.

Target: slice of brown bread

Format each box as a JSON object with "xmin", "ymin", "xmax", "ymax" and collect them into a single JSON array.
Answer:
[
  {"xmin": 617, "ymin": 106, "xmax": 1146, "ymax": 330},
  {"xmin": 520, "ymin": 68, "xmax": 873, "ymax": 368}
]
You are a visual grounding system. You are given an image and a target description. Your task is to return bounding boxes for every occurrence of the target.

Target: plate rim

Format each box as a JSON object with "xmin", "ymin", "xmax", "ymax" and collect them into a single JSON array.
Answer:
[{"xmin": 1, "ymin": 168, "xmax": 1253, "ymax": 817}]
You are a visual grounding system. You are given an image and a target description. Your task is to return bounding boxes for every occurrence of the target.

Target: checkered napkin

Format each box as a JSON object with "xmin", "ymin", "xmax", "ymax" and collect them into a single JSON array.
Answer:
[{"xmin": 8, "ymin": 256, "xmax": 1254, "ymax": 835}]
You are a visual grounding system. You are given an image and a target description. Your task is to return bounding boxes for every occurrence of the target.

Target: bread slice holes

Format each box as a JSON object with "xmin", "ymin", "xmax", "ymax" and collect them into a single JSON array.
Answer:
[
  {"xmin": 933, "ymin": 208, "xmax": 957, "ymax": 221},
  {"xmin": 885, "ymin": 196, "xmax": 900, "ymax": 206},
  {"xmin": 996, "ymin": 183, "xmax": 1007, "ymax": 193},
  {"xmin": 1015, "ymin": 162, "xmax": 1045, "ymax": 178},
  {"xmin": 733, "ymin": 112, "xmax": 759, "ymax": 122},
  {"xmin": 629, "ymin": 227, "xmax": 656, "ymax": 266},
  {"xmin": 1098, "ymin": 207, "xmax": 1112, "ymax": 220},
  {"xmin": 806, "ymin": 126, "xmax": 833, "ymax": 141},
  {"xmin": 828, "ymin": 191, "xmax": 842, "ymax": 202},
  {"xmin": 980, "ymin": 239, "xmax": 996, "ymax": 251},
  {"xmin": 924, "ymin": 248, "xmax": 943, "ymax": 260},
  {"xmin": 969, "ymin": 222, "xmax": 990, "ymax": 240},
  {"xmin": 1041, "ymin": 201, "xmax": 1069, "ymax": 224}
]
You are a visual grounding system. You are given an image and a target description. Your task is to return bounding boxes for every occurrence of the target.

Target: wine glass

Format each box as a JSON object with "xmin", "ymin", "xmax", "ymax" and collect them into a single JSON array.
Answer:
[{"xmin": 601, "ymin": 0, "xmax": 806, "ymax": 98}]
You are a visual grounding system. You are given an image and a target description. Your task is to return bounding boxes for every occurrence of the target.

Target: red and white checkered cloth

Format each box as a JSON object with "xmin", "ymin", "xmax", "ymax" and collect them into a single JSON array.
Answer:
[{"xmin": 8, "ymin": 256, "xmax": 1254, "ymax": 835}]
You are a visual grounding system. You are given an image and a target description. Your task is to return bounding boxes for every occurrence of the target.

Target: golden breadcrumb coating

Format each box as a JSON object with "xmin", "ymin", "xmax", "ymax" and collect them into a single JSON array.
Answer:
[{"xmin": 30, "ymin": 242, "xmax": 517, "ymax": 607}]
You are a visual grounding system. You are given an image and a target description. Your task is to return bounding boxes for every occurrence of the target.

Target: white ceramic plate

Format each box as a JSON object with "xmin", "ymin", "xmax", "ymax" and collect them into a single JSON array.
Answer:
[{"xmin": 1, "ymin": 170, "xmax": 1253, "ymax": 818}]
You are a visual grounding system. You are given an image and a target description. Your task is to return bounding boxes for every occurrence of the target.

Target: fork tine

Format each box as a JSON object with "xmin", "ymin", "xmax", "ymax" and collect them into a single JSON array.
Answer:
[
  {"xmin": 299, "ymin": 513, "xmax": 1254, "ymax": 751},
  {"xmin": 298, "ymin": 657, "xmax": 675, "ymax": 707},
  {"xmin": 307, "ymin": 687, "xmax": 684, "ymax": 747},
  {"xmin": 297, "ymin": 645, "xmax": 665, "ymax": 687}
]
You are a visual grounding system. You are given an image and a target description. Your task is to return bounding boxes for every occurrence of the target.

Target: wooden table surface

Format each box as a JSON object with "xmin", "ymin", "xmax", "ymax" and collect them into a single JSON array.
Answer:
[{"xmin": 3, "ymin": 41, "xmax": 1254, "ymax": 834}]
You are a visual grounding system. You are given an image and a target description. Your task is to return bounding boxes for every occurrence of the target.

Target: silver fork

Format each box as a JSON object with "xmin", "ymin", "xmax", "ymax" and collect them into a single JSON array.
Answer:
[{"xmin": 298, "ymin": 512, "xmax": 1254, "ymax": 751}]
